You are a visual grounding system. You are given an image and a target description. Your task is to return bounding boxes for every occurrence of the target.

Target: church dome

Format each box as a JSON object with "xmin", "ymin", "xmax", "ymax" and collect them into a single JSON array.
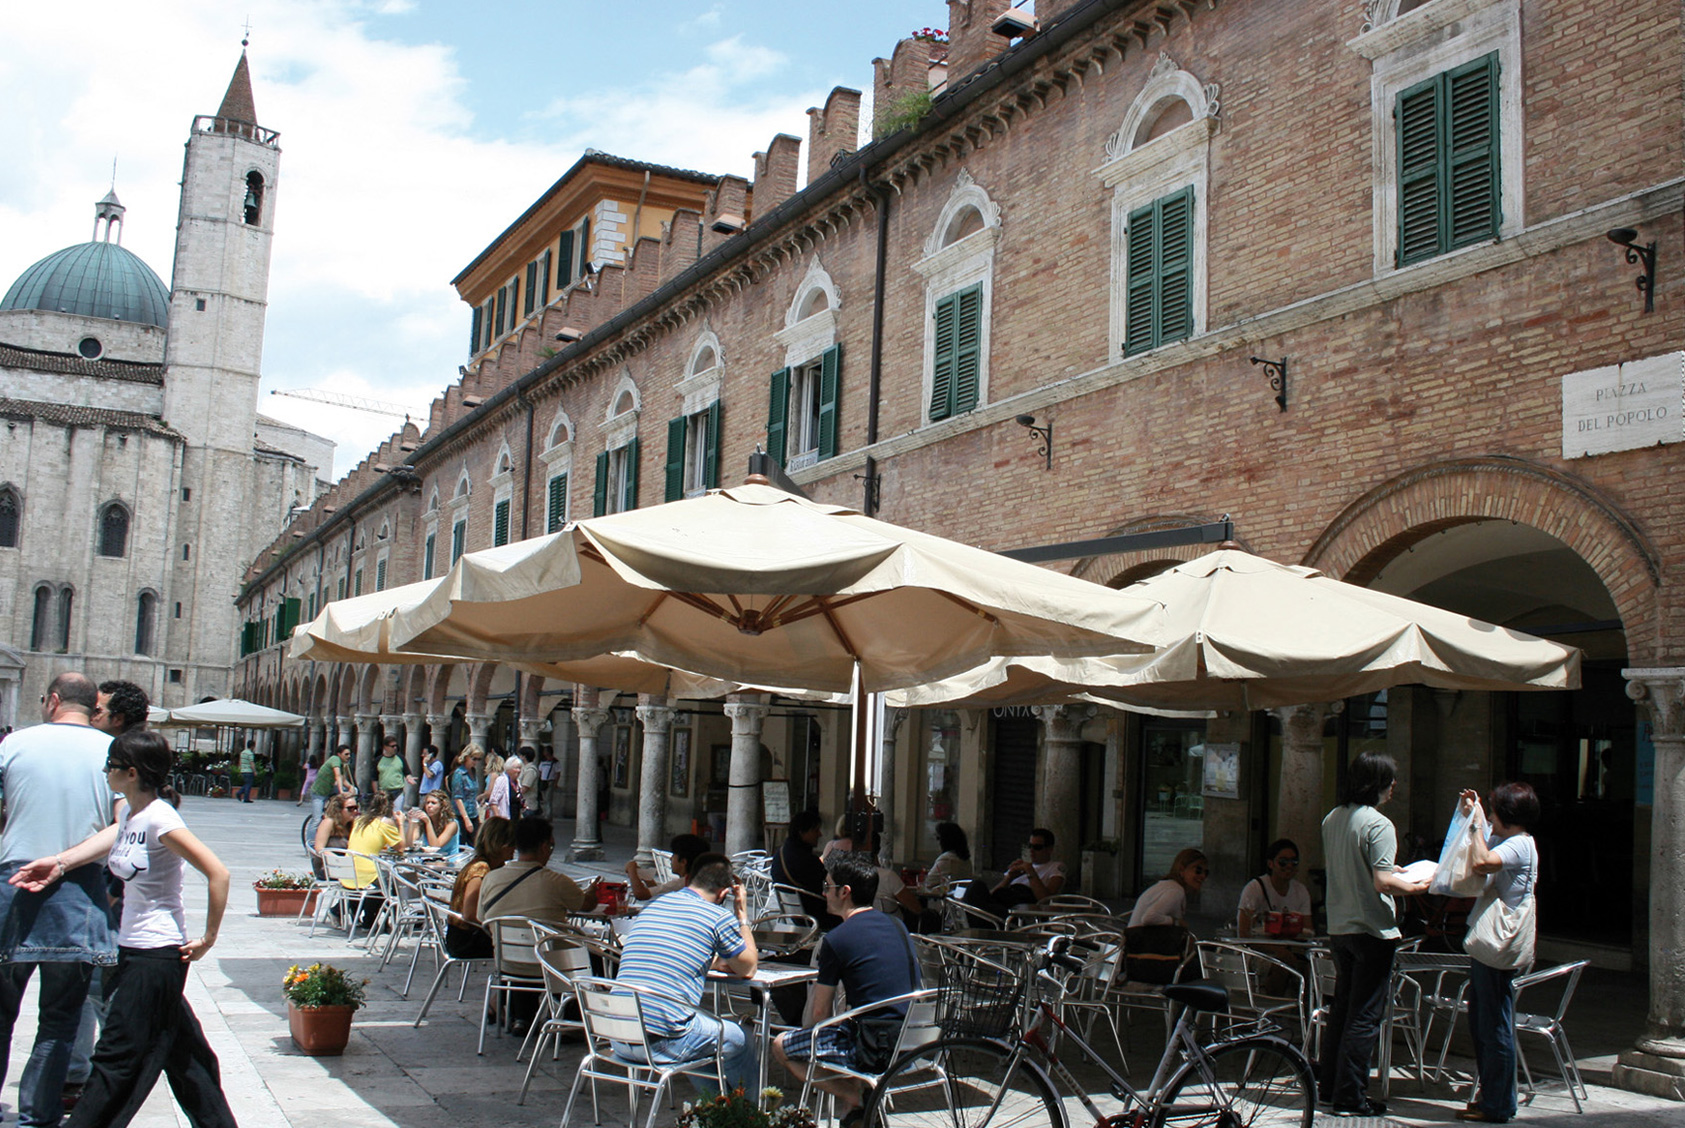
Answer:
[{"xmin": 1, "ymin": 240, "xmax": 170, "ymax": 328}]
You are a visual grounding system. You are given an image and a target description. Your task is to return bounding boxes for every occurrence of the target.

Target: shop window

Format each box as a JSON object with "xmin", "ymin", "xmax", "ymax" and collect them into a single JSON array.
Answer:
[{"xmin": 1137, "ymin": 718, "xmax": 1207, "ymax": 887}]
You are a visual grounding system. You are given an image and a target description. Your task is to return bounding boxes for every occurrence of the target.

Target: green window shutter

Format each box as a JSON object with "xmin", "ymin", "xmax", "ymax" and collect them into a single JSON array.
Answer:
[
  {"xmin": 817, "ymin": 345, "xmax": 840, "ymax": 460},
  {"xmin": 494, "ymin": 287, "xmax": 507, "ymax": 336},
  {"xmin": 593, "ymin": 450, "xmax": 610, "ymax": 516},
  {"xmin": 1124, "ymin": 202, "xmax": 1156, "ymax": 355},
  {"xmin": 523, "ymin": 262, "xmax": 537, "ymax": 315},
  {"xmin": 1446, "ymin": 54, "xmax": 1499, "ymax": 250},
  {"xmin": 624, "ymin": 435, "xmax": 640, "ymax": 511},
  {"xmin": 308, "ymin": 592, "xmax": 316, "ymax": 619},
  {"xmin": 1396, "ymin": 76, "xmax": 1442, "ymax": 266},
  {"xmin": 930, "ymin": 292, "xmax": 957, "ymax": 421},
  {"xmin": 284, "ymin": 597, "xmax": 301, "ymax": 634},
  {"xmin": 375, "ymin": 558, "xmax": 388, "ymax": 591},
  {"xmin": 557, "ymin": 230, "xmax": 574, "ymax": 288},
  {"xmin": 511, "ymin": 277, "xmax": 520, "ymax": 324},
  {"xmin": 469, "ymin": 307, "xmax": 481, "ymax": 354},
  {"xmin": 450, "ymin": 520, "xmax": 465, "ymax": 564},
  {"xmin": 423, "ymin": 533, "xmax": 435, "ymax": 579},
  {"xmin": 766, "ymin": 368, "xmax": 790, "ymax": 467},
  {"xmin": 703, "ymin": 401, "xmax": 722, "ymax": 489},
  {"xmin": 539, "ymin": 250, "xmax": 552, "ymax": 305},
  {"xmin": 1157, "ymin": 187, "xmax": 1194, "ymax": 346},
  {"xmin": 354, "ymin": 569, "xmax": 363, "ymax": 597},
  {"xmin": 953, "ymin": 284, "xmax": 982, "ymax": 413},
  {"xmin": 547, "ymin": 474, "xmax": 568, "ymax": 532},
  {"xmin": 493, "ymin": 499, "xmax": 510, "ymax": 546},
  {"xmin": 579, "ymin": 217, "xmax": 591, "ymax": 277},
  {"xmin": 665, "ymin": 416, "xmax": 688, "ymax": 502}
]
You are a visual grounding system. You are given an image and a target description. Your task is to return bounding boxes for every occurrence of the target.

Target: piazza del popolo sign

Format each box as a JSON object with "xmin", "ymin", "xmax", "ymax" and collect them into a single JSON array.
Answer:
[{"xmin": 1561, "ymin": 351, "xmax": 1684, "ymax": 459}]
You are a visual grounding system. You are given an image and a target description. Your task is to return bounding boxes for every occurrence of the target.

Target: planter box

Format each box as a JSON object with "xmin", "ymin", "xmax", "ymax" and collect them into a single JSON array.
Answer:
[
  {"xmin": 254, "ymin": 886, "xmax": 318, "ymax": 917},
  {"xmin": 288, "ymin": 1003, "xmax": 354, "ymax": 1056},
  {"xmin": 274, "ymin": 788, "xmax": 295, "ymax": 801}
]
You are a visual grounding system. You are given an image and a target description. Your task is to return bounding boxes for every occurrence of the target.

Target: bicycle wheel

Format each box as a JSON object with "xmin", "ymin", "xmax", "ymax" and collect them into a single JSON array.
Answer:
[
  {"xmin": 1151, "ymin": 1037, "xmax": 1315, "ymax": 1128},
  {"xmin": 865, "ymin": 1037, "xmax": 1065, "ymax": 1128}
]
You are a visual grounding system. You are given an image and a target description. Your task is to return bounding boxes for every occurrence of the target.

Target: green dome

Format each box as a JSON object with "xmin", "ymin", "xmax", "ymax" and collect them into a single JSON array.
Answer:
[{"xmin": 1, "ymin": 241, "xmax": 170, "ymax": 327}]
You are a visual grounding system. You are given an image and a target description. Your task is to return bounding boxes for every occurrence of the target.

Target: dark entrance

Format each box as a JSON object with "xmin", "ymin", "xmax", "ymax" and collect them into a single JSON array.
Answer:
[{"xmin": 989, "ymin": 713, "xmax": 1039, "ymax": 871}]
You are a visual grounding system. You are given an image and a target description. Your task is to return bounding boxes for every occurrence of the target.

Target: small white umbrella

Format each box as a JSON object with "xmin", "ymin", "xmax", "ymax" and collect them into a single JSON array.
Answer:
[{"xmin": 166, "ymin": 699, "xmax": 306, "ymax": 727}]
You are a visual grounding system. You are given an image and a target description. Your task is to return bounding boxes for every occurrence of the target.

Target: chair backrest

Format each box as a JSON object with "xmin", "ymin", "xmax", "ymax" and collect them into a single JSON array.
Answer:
[
  {"xmin": 1308, "ymin": 946, "xmax": 1337, "ymax": 1005},
  {"xmin": 651, "ymin": 849, "xmax": 675, "ymax": 885},
  {"xmin": 574, "ymin": 976, "xmax": 652, "ymax": 1049},
  {"xmin": 485, "ymin": 915, "xmax": 553, "ymax": 980},
  {"xmin": 1514, "ymin": 959, "xmax": 1587, "ymax": 1026},
  {"xmin": 1043, "ymin": 894, "xmax": 1111, "ymax": 913},
  {"xmin": 1197, "ymin": 941, "xmax": 1257, "ymax": 1006},
  {"xmin": 896, "ymin": 989, "xmax": 943, "ymax": 1055},
  {"xmin": 750, "ymin": 911, "xmax": 820, "ymax": 957},
  {"xmin": 770, "ymin": 882, "xmax": 811, "ymax": 917},
  {"xmin": 320, "ymin": 847, "xmax": 355, "ymax": 885},
  {"xmin": 534, "ymin": 934, "xmax": 593, "ymax": 997}
]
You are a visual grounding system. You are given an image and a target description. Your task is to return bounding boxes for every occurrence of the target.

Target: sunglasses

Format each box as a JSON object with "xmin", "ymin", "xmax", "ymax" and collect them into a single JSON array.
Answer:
[
  {"xmin": 1027, "ymin": 841, "xmax": 1050, "ymax": 850},
  {"xmin": 1189, "ymin": 866, "xmax": 1210, "ymax": 876},
  {"xmin": 1275, "ymin": 857, "xmax": 1301, "ymax": 867},
  {"xmin": 104, "ymin": 760, "xmax": 132, "ymax": 772}
]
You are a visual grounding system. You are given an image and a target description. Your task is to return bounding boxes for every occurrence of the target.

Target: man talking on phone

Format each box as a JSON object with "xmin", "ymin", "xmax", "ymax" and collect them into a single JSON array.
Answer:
[{"xmin": 613, "ymin": 853, "xmax": 759, "ymax": 1092}]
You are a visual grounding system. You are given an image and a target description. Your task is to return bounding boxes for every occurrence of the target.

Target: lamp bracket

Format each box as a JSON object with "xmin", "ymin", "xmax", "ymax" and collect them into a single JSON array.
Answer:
[{"xmin": 1250, "ymin": 356, "xmax": 1289, "ymax": 412}]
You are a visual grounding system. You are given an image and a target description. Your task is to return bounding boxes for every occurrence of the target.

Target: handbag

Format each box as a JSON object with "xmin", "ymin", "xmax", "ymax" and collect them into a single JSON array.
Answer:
[
  {"xmin": 1431, "ymin": 802, "xmax": 1486, "ymax": 898},
  {"xmin": 850, "ymin": 923, "xmax": 919, "ymax": 1073},
  {"xmin": 1463, "ymin": 836, "xmax": 1537, "ymax": 971},
  {"xmin": 1124, "ymin": 924, "xmax": 1191, "ymax": 984}
]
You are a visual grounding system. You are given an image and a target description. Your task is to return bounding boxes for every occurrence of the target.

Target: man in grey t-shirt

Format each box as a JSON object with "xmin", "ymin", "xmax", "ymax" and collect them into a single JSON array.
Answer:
[
  {"xmin": 1317, "ymin": 751, "xmax": 1429, "ymax": 1117},
  {"xmin": 0, "ymin": 672, "xmax": 115, "ymax": 1127}
]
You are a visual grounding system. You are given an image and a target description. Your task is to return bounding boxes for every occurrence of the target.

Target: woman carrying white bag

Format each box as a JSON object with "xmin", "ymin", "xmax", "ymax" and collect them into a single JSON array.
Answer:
[{"xmin": 1454, "ymin": 782, "xmax": 1541, "ymax": 1124}]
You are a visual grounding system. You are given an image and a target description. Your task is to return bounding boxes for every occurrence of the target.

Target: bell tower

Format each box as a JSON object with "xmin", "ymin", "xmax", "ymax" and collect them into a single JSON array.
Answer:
[{"xmin": 160, "ymin": 49, "xmax": 281, "ymax": 697}]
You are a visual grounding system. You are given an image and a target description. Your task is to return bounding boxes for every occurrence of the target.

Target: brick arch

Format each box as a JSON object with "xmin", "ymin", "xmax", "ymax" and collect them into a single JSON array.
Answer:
[
  {"xmin": 426, "ymin": 664, "xmax": 463, "ymax": 715},
  {"xmin": 466, "ymin": 661, "xmax": 499, "ymax": 713},
  {"xmin": 402, "ymin": 666, "xmax": 429, "ymax": 713},
  {"xmin": 1068, "ymin": 512, "xmax": 1253, "ymax": 587},
  {"xmin": 1304, "ymin": 455, "xmax": 1662, "ymax": 660},
  {"xmin": 521, "ymin": 673, "xmax": 546, "ymax": 716},
  {"xmin": 356, "ymin": 664, "xmax": 380, "ymax": 713},
  {"xmin": 334, "ymin": 666, "xmax": 358, "ymax": 715}
]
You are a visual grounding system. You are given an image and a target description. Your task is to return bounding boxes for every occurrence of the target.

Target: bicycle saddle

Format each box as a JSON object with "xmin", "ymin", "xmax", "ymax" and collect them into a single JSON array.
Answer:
[{"xmin": 1161, "ymin": 980, "xmax": 1230, "ymax": 1013}]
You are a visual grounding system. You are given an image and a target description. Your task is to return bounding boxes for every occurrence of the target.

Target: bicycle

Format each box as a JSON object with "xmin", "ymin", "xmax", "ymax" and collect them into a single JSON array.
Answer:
[{"xmin": 864, "ymin": 935, "xmax": 1316, "ymax": 1128}]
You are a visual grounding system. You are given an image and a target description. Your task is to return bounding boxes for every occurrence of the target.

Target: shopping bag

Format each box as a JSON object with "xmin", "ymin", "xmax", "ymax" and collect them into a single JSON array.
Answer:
[{"xmin": 1430, "ymin": 802, "xmax": 1486, "ymax": 897}]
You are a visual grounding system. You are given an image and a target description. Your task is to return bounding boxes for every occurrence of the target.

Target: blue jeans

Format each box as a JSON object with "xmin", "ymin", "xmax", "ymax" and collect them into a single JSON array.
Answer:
[
  {"xmin": 1468, "ymin": 959, "xmax": 1519, "ymax": 1121},
  {"xmin": 614, "ymin": 1010, "xmax": 758, "ymax": 1095},
  {"xmin": 236, "ymin": 772, "xmax": 255, "ymax": 802},
  {"xmin": 0, "ymin": 961, "xmax": 95, "ymax": 1126}
]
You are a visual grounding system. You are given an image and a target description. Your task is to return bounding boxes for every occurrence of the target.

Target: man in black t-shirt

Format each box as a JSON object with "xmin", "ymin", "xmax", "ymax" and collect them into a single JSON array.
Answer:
[{"xmin": 774, "ymin": 853, "xmax": 921, "ymax": 1124}]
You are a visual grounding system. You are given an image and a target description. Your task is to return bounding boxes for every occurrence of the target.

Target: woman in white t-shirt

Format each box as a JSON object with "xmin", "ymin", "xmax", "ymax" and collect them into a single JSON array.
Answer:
[
  {"xmin": 1128, "ymin": 847, "xmax": 1209, "ymax": 928},
  {"xmin": 1236, "ymin": 838, "xmax": 1314, "ymax": 937},
  {"xmin": 11, "ymin": 729, "xmax": 235, "ymax": 1128}
]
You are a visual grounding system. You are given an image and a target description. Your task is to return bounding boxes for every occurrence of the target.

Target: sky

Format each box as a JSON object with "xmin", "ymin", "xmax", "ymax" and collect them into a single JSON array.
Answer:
[{"xmin": 0, "ymin": 0, "xmax": 947, "ymax": 477}]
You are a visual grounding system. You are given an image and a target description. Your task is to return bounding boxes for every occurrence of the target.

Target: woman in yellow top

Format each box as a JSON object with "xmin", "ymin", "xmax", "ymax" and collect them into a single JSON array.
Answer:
[{"xmin": 342, "ymin": 791, "xmax": 418, "ymax": 889}]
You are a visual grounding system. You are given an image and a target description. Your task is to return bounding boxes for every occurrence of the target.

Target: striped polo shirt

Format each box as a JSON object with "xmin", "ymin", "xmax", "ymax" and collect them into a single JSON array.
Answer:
[{"xmin": 615, "ymin": 886, "xmax": 745, "ymax": 1037}]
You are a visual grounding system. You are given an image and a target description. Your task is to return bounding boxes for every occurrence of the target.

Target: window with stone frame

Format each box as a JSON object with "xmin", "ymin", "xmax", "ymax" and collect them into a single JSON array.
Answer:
[
  {"xmin": 665, "ymin": 403, "xmax": 720, "ymax": 501},
  {"xmin": 97, "ymin": 502, "xmax": 130, "ymax": 557},
  {"xmin": 1124, "ymin": 187, "xmax": 1195, "ymax": 356},
  {"xmin": 767, "ymin": 348, "xmax": 840, "ymax": 471},
  {"xmin": 55, "ymin": 586, "xmax": 72, "ymax": 651},
  {"xmin": 1395, "ymin": 53, "xmax": 1500, "ymax": 265},
  {"xmin": 594, "ymin": 440, "xmax": 640, "ymax": 516},
  {"xmin": 0, "ymin": 486, "xmax": 18, "ymax": 547},
  {"xmin": 135, "ymin": 591, "xmax": 156, "ymax": 655},
  {"xmin": 30, "ymin": 586, "xmax": 51, "ymax": 651},
  {"xmin": 915, "ymin": 171, "xmax": 999, "ymax": 426}
]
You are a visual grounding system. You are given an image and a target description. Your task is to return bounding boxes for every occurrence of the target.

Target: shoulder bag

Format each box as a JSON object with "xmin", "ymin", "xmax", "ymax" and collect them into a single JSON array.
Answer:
[{"xmin": 1463, "ymin": 836, "xmax": 1537, "ymax": 971}]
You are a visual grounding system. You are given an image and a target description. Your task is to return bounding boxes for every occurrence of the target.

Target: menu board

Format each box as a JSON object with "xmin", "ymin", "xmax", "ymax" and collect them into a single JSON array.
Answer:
[{"xmin": 762, "ymin": 779, "xmax": 791, "ymax": 826}]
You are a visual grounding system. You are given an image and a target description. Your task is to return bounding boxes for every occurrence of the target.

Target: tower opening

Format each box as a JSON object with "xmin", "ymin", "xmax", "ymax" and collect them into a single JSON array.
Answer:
[{"xmin": 244, "ymin": 172, "xmax": 265, "ymax": 225}]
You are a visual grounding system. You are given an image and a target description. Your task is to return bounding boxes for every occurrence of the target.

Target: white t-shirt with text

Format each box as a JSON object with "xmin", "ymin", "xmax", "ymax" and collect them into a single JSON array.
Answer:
[{"xmin": 107, "ymin": 798, "xmax": 189, "ymax": 948}]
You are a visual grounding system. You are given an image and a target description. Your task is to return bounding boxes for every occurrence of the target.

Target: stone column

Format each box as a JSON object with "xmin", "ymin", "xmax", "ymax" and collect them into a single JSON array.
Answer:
[
  {"xmin": 569, "ymin": 702, "xmax": 611, "ymax": 861},
  {"xmin": 635, "ymin": 699, "xmax": 675, "ymax": 865},
  {"xmin": 1032, "ymin": 704, "xmax": 1091, "ymax": 870},
  {"xmin": 332, "ymin": 716, "xmax": 351, "ymax": 758},
  {"xmin": 518, "ymin": 717, "xmax": 544, "ymax": 754},
  {"xmin": 878, "ymin": 707, "xmax": 907, "ymax": 863},
  {"xmin": 550, "ymin": 711, "xmax": 573, "ymax": 819},
  {"xmin": 402, "ymin": 712, "xmax": 426, "ymax": 806},
  {"xmin": 426, "ymin": 713, "xmax": 451, "ymax": 762},
  {"xmin": 465, "ymin": 711, "xmax": 492, "ymax": 752},
  {"xmin": 1614, "ymin": 669, "xmax": 1685, "ymax": 1098},
  {"xmin": 353, "ymin": 713, "xmax": 379, "ymax": 796},
  {"xmin": 1269, "ymin": 702, "xmax": 1340, "ymax": 872},
  {"xmin": 306, "ymin": 720, "xmax": 325, "ymax": 764},
  {"xmin": 723, "ymin": 697, "xmax": 771, "ymax": 857}
]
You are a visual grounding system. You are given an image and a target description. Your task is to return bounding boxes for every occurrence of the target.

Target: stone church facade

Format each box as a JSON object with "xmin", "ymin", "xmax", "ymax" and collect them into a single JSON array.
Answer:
[
  {"xmin": 236, "ymin": 0, "xmax": 1682, "ymax": 1080},
  {"xmin": 0, "ymin": 54, "xmax": 332, "ymax": 725}
]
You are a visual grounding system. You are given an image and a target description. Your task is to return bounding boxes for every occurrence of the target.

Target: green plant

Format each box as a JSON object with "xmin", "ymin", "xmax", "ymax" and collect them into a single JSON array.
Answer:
[
  {"xmin": 272, "ymin": 767, "xmax": 300, "ymax": 790},
  {"xmin": 255, "ymin": 869, "xmax": 315, "ymax": 890},
  {"xmin": 678, "ymin": 1088, "xmax": 816, "ymax": 1128},
  {"xmin": 282, "ymin": 963, "xmax": 367, "ymax": 1011},
  {"xmin": 873, "ymin": 86, "xmax": 934, "ymax": 139}
]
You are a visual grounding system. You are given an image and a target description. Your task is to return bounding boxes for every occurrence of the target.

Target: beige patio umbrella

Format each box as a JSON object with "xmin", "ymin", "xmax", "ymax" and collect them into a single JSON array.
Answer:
[
  {"xmin": 889, "ymin": 547, "xmax": 1581, "ymax": 712},
  {"xmin": 384, "ymin": 482, "xmax": 1167, "ymax": 695},
  {"xmin": 288, "ymin": 576, "xmax": 841, "ymax": 701},
  {"xmin": 165, "ymin": 699, "xmax": 306, "ymax": 727}
]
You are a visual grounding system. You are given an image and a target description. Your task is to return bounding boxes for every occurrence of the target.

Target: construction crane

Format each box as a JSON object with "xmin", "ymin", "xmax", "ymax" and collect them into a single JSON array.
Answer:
[{"xmin": 269, "ymin": 388, "xmax": 414, "ymax": 420}]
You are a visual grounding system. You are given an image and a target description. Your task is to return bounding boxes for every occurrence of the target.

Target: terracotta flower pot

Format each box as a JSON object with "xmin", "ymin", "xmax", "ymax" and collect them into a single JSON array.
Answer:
[
  {"xmin": 288, "ymin": 1002, "xmax": 354, "ymax": 1056},
  {"xmin": 254, "ymin": 886, "xmax": 319, "ymax": 917}
]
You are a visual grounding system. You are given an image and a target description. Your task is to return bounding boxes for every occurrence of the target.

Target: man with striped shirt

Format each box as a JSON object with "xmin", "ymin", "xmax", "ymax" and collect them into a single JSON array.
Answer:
[{"xmin": 613, "ymin": 853, "xmax": 759, "ymax": 1091}]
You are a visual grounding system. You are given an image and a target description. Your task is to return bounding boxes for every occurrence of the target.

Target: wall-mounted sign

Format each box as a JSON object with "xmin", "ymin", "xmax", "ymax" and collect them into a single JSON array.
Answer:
[
  {"xmin": 1202, "ymin": 742, "xmax": 1241, "ymax": 799},
  {"xmin": 1561, "ymin": 351, "xmax": 1682, "ymax": 458}
]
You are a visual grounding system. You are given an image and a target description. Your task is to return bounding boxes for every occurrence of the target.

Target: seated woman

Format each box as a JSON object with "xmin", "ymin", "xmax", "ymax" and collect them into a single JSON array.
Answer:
[
  {"xmin": 1128, "ymin": 848, "xmax": 1208, "ymax": 928},
  {"xmin": 1236, "ymin": 838, "xmax": 1312, "ymax": 937},
  {"xmin": 923, "ymin": 821, "xmax": 974, "ymax": 895},
  {"xmin": 310, "ymin": 794, "xmax": 357, "ymax": 881},
  {"xmin": 819, "ymin": 813, "xmax": 854, "ymax": 865},
  {"xmin": 445, "ymin": 817, "xmax": 516, "ymax": 959},
  {"xmin": 342, "ymin": 791, "xmax": 417, "ymax": 928},
  {"xmin": 406, "ymin": 788, "xmax": 461, "ymax": 855}
]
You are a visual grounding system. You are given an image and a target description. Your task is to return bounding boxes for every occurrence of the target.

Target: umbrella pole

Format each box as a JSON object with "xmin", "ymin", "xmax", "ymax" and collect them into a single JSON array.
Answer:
[{"xmin": 850, "ymin": 665, "xmax": 877, "ymax": 856}]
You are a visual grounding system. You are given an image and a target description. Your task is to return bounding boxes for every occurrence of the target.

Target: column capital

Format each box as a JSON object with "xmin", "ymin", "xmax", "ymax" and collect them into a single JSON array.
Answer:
[
  {"xmin": 354, "ymin": 712, "xmax": 379, "ymax": 726},
  {"xmin": 572, "ymin": 706, "xmax": 611, "ymax": 733},
  {"xmin": 518, "ymin": 718, "xmax": 545, "ymax": 742},
  {"xmin": 403, "ymin": 711, "xmax": 426, "ymax": 727},
  {"xmin": 723, "ymin": 701, "xmax": 771, "ymax": 730},
  {"xmin": 635, "ymin": 701, "xmax": 675, "ymax": 733},
  {"xmin": 379, "ymin": 713, "xmax": 403, "ymax": 729},
  {"xmin": 1267, "ymin": 701, "xmax": 1340, "ymax": 724},
  {"xmin": 426, "ymin": 713, "xmax": 451, "ymax": 729},
  {"xmin": 1032, "ymin": 703, "xmax": 1093, "ymax": 739},
  {"xmin": 334, "ymin": 715, "xmax": 353, "ymax": 727},
  {"xmin": 1625, "ymin": 668, "xmax": 1685, "ymax": 739},
  {"xmin": 464, "ymin": 711, "xmax": 494, "ymax": 726},
  {"xmin": 883, "ymin": 705, "xmax": 909, "ymax": 735}
]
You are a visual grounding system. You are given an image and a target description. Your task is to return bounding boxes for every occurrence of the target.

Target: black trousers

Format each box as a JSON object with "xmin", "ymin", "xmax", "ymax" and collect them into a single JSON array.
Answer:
[
  {"xmin": 1318, "ymin": 932, "xmax": 1399, "ymax": 1108},
  {"xmin": 67, "ymin": 946, "xmax": 236, "ymax": 1128}
]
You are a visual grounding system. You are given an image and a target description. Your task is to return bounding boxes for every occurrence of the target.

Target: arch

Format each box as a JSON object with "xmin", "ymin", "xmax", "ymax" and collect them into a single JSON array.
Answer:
[
  {"xmin": 356, "ymin": 664, "xmax": 380, "ymax": 713},
  {"xmin": 426, "ymin": 487, "xmax": 441, "ymax": 513},
  {"xmin": 376, "ymin": 520, "xmax": 390, "ymax": 542},
  {"xmin": 0, "ymin": 484, "xmax": 19, "ymax": 547},
  {"xmin": 454, "ymin": 470, "xmax": 472, "ymax": 499},
  {"xmin": 785, "ymin": 257, "xmax": 842, "ymax": 330},
  {"xmin": 243, "ymin": 170, "xmax": 265, "ymax": 226},
  {"xmin": 545, "ymin": 411, "xmax": 574, "ymax": 449},
  {"xmin": 134, "ymin": 590, "xmax": 157, "ymax": 655},
  {"xmin": 97, "ymin": 501, "xmax": 130, "ymax": 558},
  {"xmin": 467, "ymin": 661, "xmax": 499, "ymax": 714},
  {"xmin": 521, "ymin": 674, "xmax": 546, "ymax": 717},
  {"xmin": 606, "ymin": 371, "xmax": 641, "ymax": 421},
  {"xmin": 686, "ymin": 330, "xmax": 723, "ymax": 378},
  {"xmin": 1303, "ymin": 456, "xmax": 1662, "ymax": 659},
  {"xmin": 922, "ymin": 169, "xmax": 1001, "ymax": 258},
  {"xmin": 1107, "ymin": 57, "xmax": 1217, "ymax": 163},
  {"xmin": 427, "ymin": 663, "xmax": 464, "ymax": 716},
  {"xmin": 493, "ymin": 444, "xmax": 513, "ymax": 478},
  {"xmin": 335, "ymin": 665, "xmax": 358, "ymax": 717}
]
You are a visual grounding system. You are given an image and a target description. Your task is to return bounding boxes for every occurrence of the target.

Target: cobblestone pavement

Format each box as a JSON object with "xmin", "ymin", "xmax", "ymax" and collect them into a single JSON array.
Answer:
[{"xmin": 3, "ymin": 798, "xmax": 1677, "ymax": 1126}]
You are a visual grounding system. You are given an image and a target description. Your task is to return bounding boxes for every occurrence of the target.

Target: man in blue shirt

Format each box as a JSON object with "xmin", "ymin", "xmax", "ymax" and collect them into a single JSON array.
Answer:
[{"xmin": 614, "ymin": 853, "xmax": 759, "ymax": 1091}]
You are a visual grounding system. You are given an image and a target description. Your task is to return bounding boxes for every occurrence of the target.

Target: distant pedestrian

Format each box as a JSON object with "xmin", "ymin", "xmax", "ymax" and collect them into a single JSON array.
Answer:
[{"xmin": 235, "ymin": 739, "xmax": 257, "ymax": 803}]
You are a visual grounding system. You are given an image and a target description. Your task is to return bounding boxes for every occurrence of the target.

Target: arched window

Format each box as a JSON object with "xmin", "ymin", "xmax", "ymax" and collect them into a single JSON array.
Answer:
[
  {"xmin": 135, "ymin": 592, "xmax": 157, "ymax": 655},
  {"xmin": 97, "ymin": 502, "xmax": 129, "ymax": 557},
  {"xmin": 56, "ymin": 587, "xmax": 73, "ymax": 651},
  {"xmin": 30, "ymin": 586, "xmax": 51, "ymax": 651},
  {"xmin": 244, "ymin": 171, "xmax": 265, "ymax": 225},
  {"xmin": 0, "ymin": 487, "xmax": 18, "ymax": 547}
]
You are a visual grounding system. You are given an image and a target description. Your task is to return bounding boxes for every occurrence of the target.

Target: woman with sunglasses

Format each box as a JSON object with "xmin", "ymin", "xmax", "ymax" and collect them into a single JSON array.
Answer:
[
  {"xmin": 310, "ymin": 793, "xmax": 358, "ymax": 881},
  {"xmin": 9, "ymin": 729, "xmax": 236, "ymax": 1127},
  {"xmin": 1128, "ymin": 847, "xmax": 1209, "ymax": 928},
  {"xmin": 1237, "ymin": 838, "xmax": 1313, "ymax": 937}
]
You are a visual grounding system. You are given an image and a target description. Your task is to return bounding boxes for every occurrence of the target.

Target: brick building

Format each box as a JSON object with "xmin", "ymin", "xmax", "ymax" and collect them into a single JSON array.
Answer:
[{"xmin": 235, "ymin": 0, "xmax": 1683, "ymax": 1080}]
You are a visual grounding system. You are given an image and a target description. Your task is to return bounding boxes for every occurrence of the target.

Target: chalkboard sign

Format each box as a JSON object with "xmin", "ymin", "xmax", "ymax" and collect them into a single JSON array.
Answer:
[{"xmin": 762, "ymin": 778, "xmax": 791, "ymax": 826}]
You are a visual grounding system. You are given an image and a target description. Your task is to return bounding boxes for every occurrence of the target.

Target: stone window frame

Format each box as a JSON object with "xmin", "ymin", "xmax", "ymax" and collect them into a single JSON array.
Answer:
[
  {"xmin": 490, "ymin": 443, "xmax": 515, "ymax": 543},
  {"xmin": 678, "ymin": 329, "xmax": 726, "ymax": 418},
  {"xmin": 96, "ymin": 499, "xmax": 132, "ymax": 559},
  {"xmin": 913, "ymin": 169, "xmax": 1001, "ymax": 427},
  {"xmin": 1094, "ymin": 54, "xmax": 1218, "ymax": 359},
  {"xmin": 1349, "ymin": 0, "xmax": 1524, "ymax": 277}
]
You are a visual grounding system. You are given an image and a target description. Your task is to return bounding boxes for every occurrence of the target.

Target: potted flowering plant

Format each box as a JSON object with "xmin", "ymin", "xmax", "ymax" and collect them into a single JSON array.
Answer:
[
  {"xmin": 253, "ymin": 869, "xmax": 318, "ymax": 917},
  {"xmin": 678, "ymin": 1088, "xmax": 817, "ymax": 1128},
  {"xmin": 282, "ymin": 963, "xmax": 366, "ymax": 1056}
]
